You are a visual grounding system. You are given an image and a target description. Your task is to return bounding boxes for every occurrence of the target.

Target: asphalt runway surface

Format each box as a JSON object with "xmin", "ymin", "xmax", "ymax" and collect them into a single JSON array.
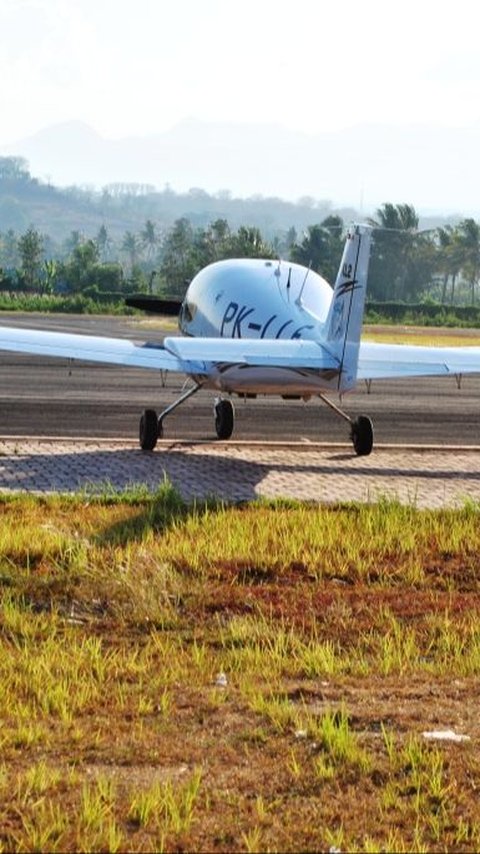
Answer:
[{"xmin": 0, "ymin": 313, "xmax": 479, "ymax": 447}]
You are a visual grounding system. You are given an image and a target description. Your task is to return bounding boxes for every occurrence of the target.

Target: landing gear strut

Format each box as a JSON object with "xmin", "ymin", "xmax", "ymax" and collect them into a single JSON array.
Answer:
[
  {"xmin": 319, "ymin": 394, "xmax": 374, "ymax": 456},
  {"xmin": 139, "ymin": 382, "xmax": 203, "ymax": 451},
  {"xmin": 138, "ymin": 384, "xmax": 237, "ymax": 450}
]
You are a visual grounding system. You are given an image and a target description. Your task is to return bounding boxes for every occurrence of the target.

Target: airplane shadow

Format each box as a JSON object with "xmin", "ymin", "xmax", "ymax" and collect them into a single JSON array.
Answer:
[
  {"xmin": 0, "ymin": 445, "xmax": 478, "ymax": 507},
  {"xmin": 0, "ymin": 444, "xmax": 479, "ymax": 545}
]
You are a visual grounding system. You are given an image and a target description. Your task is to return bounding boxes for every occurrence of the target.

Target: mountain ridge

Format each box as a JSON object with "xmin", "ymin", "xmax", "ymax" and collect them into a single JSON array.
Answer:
[{"xmin": 1, "ymin": 118, "xmax": 478, "ymax": 216}]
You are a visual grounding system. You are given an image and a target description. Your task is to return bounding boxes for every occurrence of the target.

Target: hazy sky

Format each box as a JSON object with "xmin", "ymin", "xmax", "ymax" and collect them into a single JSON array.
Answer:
[{"xmin": 1, "ymin": 0, "xmax": 480, "ymax": 142}]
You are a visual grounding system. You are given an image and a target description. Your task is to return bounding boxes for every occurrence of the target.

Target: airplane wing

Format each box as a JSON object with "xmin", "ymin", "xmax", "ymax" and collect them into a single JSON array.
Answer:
[
  {"xmin": 0, "ymin": 326, "xmax": 208, "ymax": 374},
  {"xmin": 358, "ymin": 341, "xmax": 480, "ymax": 379},
  {"xmin": 0, "ymin": 326, "xmax": 340, "ymax": 373},
  {"xmin": 7, "ymin": 326, "xmax": 478, "ymax": 381}
]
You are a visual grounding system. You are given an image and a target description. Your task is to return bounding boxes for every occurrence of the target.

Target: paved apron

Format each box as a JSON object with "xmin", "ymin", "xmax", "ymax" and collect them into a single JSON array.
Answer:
[{"xmin": 0, "ymin": 439, "xmax": 479, "ymax": 508}]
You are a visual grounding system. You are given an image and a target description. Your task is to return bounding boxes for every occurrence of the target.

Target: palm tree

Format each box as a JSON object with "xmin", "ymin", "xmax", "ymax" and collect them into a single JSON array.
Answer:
[
  {"xmin": 436, "ymin": 226, "xmax": 463, "ymax": 304},
  {"xmin": 227, "ymin": 226, "xmax": 275, "ymax": 259},
  {"xmin": 290, "ymin": 224, "xmax": 328, "ymax": 272},
  {"xmin": 121, "ymin": 231, "xmax": 139, "ymax": 270},
  {"xmin": 205, "ymin": 218, "xmax": 230, "ymax": 260},
  {"xmin": 457, "ymin": 219, "xmax": 480, "ymax": 304},
  {"xmin": 0, "ymin": 229, "xmax": 19, "ymax": 268},
  {"xmin": 17, "ymin": 227, "xmax": 44, "ymax": 290},
  {"xmin": 95, "ymin": 224, "xmax": 111, "ymax": 262},
  {"xmin": 140, "ymin": 219, "xmax": 158, "ymax": 262},
  {"xmin": 290, "ymin": 217, "xmax": 344, "ymax": 282},
  {"xmin": 63, "ymin": 230, "xmax": 82, "ymax": 257},
  {"xmin": 159, "ymin": 218, "xmax": 197, "ymax": 296},
  {"xmin": 370, "ymin": 203, "xmax": 418, "ymax": 232},
  {"xmin": 368, "ymin": 204, "xmax": 420, "ymax": 300}
]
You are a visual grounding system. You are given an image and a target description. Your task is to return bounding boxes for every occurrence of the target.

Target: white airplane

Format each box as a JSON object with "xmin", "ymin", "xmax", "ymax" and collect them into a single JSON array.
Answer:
[{"xmin": 0, "ymin": 223, "xmax": 479, "ymax": 456}]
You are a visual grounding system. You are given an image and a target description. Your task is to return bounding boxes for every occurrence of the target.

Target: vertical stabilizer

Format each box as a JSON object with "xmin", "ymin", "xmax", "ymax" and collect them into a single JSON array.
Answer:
[{"xmin": 325, "ymin": 224, "xmax": 372, "ymax": 391}]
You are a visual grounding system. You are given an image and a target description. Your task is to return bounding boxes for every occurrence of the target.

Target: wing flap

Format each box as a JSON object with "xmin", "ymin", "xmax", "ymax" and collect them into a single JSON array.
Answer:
[
  {"xmin": 358, "ymin": 342, "xmax": 480, "ymax": 379},
  {"xmin": 164, "ymin": 336, "xmax": 339, "ymax": 370}
]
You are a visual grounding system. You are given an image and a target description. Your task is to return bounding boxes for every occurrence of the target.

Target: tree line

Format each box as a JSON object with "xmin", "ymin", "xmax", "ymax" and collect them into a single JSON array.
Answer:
[
  {"xmin": 0, "ymin": 203, "xmax": 479, "ymax": 306},
  {"xmin": 0, "ymin": 155, "xmax": 350, "ymax": 242}
]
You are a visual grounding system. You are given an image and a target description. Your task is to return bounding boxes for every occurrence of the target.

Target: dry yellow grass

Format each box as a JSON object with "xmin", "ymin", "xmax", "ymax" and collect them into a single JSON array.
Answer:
[
  {"xmin": 1, "ymin": 489, "xmax": 480, "ymax": 851},
  {"xmin": 363, "ymin": 324, "xmax": 480, "ymax": 347}
]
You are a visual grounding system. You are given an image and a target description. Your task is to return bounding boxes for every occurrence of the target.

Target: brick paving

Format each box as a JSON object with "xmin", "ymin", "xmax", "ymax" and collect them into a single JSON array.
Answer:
[{"xmin": 0, "ymin": 438, "xmax": 479, "ymax": 508}]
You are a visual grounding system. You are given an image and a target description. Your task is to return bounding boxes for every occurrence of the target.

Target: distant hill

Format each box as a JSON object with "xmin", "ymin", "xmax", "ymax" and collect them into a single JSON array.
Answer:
[
  {"xmin": 0, "ymin": 164, "xmax": 143, "ymax": 243},
  {"xmin": 0, "ymin": 153, "xmax": 361, "ymax": 245},
  {"xmin": 0, "ymin": 119, "xmax": 471, "ymax": 248},
  {"xmin": 1, "ymin": 118, "xmax": 478, "ymax": 218}
]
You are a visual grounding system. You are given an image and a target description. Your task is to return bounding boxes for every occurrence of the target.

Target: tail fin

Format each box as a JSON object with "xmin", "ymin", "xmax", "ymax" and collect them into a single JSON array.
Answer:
[{"xmin": 325, "ymin": 224, "xmax": 372, "ymax": 391}]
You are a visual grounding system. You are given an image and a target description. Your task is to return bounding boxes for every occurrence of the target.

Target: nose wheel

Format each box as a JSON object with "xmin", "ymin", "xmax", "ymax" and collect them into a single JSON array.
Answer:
[{"xmin": 214, "ymin": 398, "xmax": 235, "ymax": 439}]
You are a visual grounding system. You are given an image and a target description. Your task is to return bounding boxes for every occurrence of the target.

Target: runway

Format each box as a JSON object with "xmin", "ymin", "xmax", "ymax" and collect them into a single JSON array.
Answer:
[
  {"xmin": 0, "ymin": 313, "xmax": 479, "ymax": 446},
  {"xmin": 0, "ymin": 313, "xmax": 479, "ymax": 504}
]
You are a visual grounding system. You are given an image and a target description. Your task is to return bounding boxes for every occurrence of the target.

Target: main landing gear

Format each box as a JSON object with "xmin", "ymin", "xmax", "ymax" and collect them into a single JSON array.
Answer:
[
  {"xmin": 350, "ymin": 415, "xmax": 374, "ymax": 456},
  {"xmin": 319, "ymin": 394, "xmax": 374, "ymax": 456},
  {"xmin": 214, "ymin": 398, "xmax": 235, "ymax": 440},
  {"xmin": 139, "ymin": 384, "xmax": 236, "ymax": 450},
  {"xmin": 139, "ymin": 382, "xmax": 203, "ymax": 450},
  {"xmin": 139, "ymin": 386, "xmax": 373, "ymax": 456}
]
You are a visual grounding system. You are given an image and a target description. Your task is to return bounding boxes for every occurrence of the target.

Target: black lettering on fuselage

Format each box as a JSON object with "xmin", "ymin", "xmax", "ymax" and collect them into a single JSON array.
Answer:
[
  {"xmin": 291, "ymin": 324, "xmax": 314, "ymax": 339},
  {"xmin": 232, "ymin": 305, "xmax": 255, "ymax": 338},
  {"xmin": 221, "ymin": 302, "xmax": 313, "ymax": 342},
  {"xmin": 261, "ymin": 315, "xmax": 277, "ymax": 338},
  {"xmin": 275, "ymin": 320, "xmax": 293, "ymax": 338},
  {"xmin": 221, "ymin": 301, "xmax": 238, "ymax": 336}
]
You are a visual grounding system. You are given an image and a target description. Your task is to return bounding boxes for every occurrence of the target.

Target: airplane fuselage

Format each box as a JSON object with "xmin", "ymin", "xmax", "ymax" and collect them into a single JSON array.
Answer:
[
  {"xmin": 178, "ymin": 258, "xmax": 341, "ymax": 395},
  {"xmin": 180, "ymin": 257, "xmax": 332, "ymax": 339}
]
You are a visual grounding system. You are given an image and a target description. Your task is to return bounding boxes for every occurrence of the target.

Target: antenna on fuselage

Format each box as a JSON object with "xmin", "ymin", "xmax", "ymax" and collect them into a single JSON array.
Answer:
[
  {"xmin": 286, "ymin": 266, "xmax": 292, "ymax": 301},
  {"xmin": 296, "ymin": 261, "xmax": 312, "ymax": 307},
  {"xmin": 274, "ymin": 259, "xmax": 286, "ymax": 303}
]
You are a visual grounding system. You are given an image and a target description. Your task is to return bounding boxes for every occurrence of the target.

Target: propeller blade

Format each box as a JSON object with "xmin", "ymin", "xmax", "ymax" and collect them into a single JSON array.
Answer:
[{"xmin": 125, "ymin": 295, "xmax": 182, "ymax": 315}]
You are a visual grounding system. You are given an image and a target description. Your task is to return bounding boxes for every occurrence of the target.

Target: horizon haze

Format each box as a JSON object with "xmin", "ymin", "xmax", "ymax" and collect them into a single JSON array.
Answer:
[
  {"xmin": 1, "ymin": 0, "xmax": 480, "ymax": 216},
  {"xmin": 1, "ymin": 117, "xmax": 479, "ymax": 219}
]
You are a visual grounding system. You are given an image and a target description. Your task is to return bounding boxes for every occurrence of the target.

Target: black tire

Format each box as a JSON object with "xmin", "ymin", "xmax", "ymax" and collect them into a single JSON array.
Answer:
[
  {"xmin": 351, "ymin": 415, "xmax": 374, "ymax": 456},
  {"xmin": 139, "ymin": 409, "xmax": 159, "ymax": 451},
  {"xmin": 214, "ymin": 399, "xmax": 235, "ymax": 440}
]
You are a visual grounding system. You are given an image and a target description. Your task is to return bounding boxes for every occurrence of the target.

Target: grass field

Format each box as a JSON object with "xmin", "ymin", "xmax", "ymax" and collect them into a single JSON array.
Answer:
[
  {"xmin": 1, "ymin": 484, "xmax": 480, "ymax": 852},
  {"xmin": 362, "ymin": 325, "xmax": 480, "ymax": 347}
]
